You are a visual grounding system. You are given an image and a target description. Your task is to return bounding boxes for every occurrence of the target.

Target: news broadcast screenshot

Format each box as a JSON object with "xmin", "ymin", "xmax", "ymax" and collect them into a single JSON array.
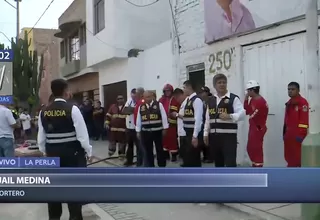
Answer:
[{"xmin": 1, "ymin": 0, "xmax": 320, "ymax": 218}]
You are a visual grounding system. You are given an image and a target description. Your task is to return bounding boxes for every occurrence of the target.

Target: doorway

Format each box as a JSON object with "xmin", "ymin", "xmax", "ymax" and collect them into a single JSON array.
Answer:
[
  {"xmin": 242, "ymin": 33, "xmax": 306, "ymax": 167},
  {"xmin": 103, "ymin": 81, "xmax": 127, "ymax": 111},
  {"xmin": 188, "ymin": 69, "xmax": 205, "ymax": 92}
]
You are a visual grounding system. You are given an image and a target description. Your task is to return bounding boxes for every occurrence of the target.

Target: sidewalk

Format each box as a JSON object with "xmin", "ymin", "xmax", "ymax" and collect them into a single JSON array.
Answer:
[
  {"xmin": 226, "ymin": 203, "xmax": 301, "ymax": 220},
  {"xmin": 0, "ymin": 203, "xmax": 100, "ymax": 220},
  {"xmin": 90, "ymin": 141, "xmax": 301, "ymax": 220}
]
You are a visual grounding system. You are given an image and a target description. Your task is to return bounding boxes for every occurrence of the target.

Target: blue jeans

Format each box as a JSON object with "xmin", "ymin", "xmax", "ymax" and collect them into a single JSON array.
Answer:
[{"xmin": 0, "ymin": 138, "xmax": 14, "ymax": 157}]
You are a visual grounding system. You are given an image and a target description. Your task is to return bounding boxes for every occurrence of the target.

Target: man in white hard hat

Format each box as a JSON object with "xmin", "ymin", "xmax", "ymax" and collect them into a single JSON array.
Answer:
[{"xmin": 244, "ymin": 80, "xmax": 269, "ymax": 167}]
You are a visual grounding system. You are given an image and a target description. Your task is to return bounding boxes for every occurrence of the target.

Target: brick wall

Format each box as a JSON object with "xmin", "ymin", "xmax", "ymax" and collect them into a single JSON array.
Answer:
[
  {"xmin": 174, "ymin": 0, "xmax": 239, "ymax": 89},
  {"xmin": 175, "ymin": 0, "xmax": 205, "ymax": 54},
  {"xmin": 32, "ymin": 28, "xmax": 60, "ymax": 79},
  {"xmin": 174, "ymin": 0, "xmax": 211, "ymax": 86}
]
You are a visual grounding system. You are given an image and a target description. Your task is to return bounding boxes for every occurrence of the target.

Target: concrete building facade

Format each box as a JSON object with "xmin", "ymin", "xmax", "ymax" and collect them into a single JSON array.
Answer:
[
  {"xmin": 173, "ymin": 0, "xmax": 320, "ymax": 166},
  {"xmin": 55, "ymin": 0, "xmax": 99, "ymax": 104},
  {"xmin": 86, "ymin": 0, "xmax": 173, "ymax": 109}
]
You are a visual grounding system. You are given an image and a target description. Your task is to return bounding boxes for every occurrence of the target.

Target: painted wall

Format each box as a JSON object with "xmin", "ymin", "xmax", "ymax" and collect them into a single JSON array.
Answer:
[
  {"xmin": 174, "ymin": 0, "xmax": 320, "ymax": 165},
  {"xmin": 132, "ymin": 40, "xmax": 176, "ymax": 99},
  {"xmin": 86, "ymin": 0, "xmax": 116, "ymax": 67},
  {"xmin": 98, "ymin": 59, "xmax": 129, "ymax": 106},
  {"xmin": 98, "ymin": 40, "xmax": 175, "ymax": 104},
  {"xmin": 114, "ymin": 0, "xmax": 171, "ymax": 51},
  {"xmin": 86, "ymin": 0, "xmax": 171, "ymax": 67}
]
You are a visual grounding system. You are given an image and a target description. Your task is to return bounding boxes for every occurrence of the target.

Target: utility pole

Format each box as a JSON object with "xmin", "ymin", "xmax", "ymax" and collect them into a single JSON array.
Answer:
[
  {"xmin": 4, "ymin": 0, "xmax": 20, "ymax": 42},
  {"xmin": 301, "ymin": 0, "xmax": 320, "ymax": 219},
  {"xmin": 15, "ymin": 0, "xmax": 20, "ymax": 42}
]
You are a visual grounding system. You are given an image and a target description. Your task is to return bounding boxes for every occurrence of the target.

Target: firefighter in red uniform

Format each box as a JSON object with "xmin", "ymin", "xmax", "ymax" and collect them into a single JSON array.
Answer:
[
  {"xmin": 159, "ymin": 84, "xmax": 180, "ymax": 161},
  {"xmin": 244, "ymin": 80, "xmax": 269, "ymax": 167},
  {"xmin": 105, "ymin": 95, "xmax": 127, "ymax": 158},
  {"xmin": 283, "ymin": 82, "xmax": 309, "ymax": 167}
]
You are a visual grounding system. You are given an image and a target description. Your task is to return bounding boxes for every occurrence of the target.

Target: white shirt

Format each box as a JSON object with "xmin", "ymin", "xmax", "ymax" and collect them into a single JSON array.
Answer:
[
  {"xmin": 0, "ymin": 105, "xmax": 16, "ymax": 138},
  {"xmin": 204, "ymin": 92, "xmax": 246, "ymax": 137},
  {"xmin": 188, "ymin": 92, "xmax": 204, "ymax": 138},
  {"xmin": 124, "ymin": 98, "xmax": 136, "ymax": 129},
  {"xmin": 19, "ymin": 113, "xmax": 31, "ymax": 130},
  {"xmin": 178, "ymin": 98, "xmax": 188, "ymax": 137},
  {"xmin": 37, "ymin": 98, "xmax": 93, "ymax": 156},
  {"xmin": 136, "ymin": 101, "xmax": 169, "ymax": 132}
]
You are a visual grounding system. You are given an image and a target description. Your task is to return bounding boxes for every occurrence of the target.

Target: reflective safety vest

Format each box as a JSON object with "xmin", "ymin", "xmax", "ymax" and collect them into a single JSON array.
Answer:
[
  {"xmin": 41, "ymin": 100, "xmax": 83, "ymax": 155},
  {"xmin": 207, "ymin": 93, "xmax": 238, "ymax": 134},
  {"xmin": 11, "ymin": 109, "xmax": 18, "ymax": 119},
  {"xmin": 105, "ymin": 104, "xmax": 126, "ymax": 132},
  {"xmin": 140, "ymin": 101, "xmax": 163, "ymax": 131},
  {"xmin": 183, "ymin": 95, "xmax": 199, "ymax": 134}
]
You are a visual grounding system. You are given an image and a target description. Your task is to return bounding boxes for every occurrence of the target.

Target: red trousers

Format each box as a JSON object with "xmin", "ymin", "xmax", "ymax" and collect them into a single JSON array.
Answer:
[
  {"xmin": 284, "ymin": 137, "xmax": 301, "ymax": 167},
  {"xmin": 163, "ymin": 126, "xmax": 178, "ymax": 153},
  {"xmin": 247, "ymin": 126, "xmax": 267, "ymax": 167}
]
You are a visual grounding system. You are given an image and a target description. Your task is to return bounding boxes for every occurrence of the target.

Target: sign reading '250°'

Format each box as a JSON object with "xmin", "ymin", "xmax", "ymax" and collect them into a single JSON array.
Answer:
[{"xmin": 208, "ymin": 48, "xmax": 234, "ymax": 74}]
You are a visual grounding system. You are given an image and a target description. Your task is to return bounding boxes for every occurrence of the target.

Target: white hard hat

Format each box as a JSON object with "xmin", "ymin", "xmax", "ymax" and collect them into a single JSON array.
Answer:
[{"xmin": 246, "ymin": 80, "xmax": 260, "ymax": 90}]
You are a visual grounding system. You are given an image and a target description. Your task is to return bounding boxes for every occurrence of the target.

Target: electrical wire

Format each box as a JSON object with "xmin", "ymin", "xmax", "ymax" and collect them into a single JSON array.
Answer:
[
  {"xmin": 4, "ymin": 0, "xmax": 16, "ymax": 9},
  {"xmin": 124, "ymin": 0, "xmax": 159, "ymax": 7},
  {"xmin": 28, "ymin": 0, "xmax": 55, "ymax": 35},
  {"xmin": 168, "ymin": 0, "xmax": 180, "ymax": 52},
  {"xmin": 50, "ymin": 0, "xmax": 128, "ymax": 51},
  {"xmin": 85, "ymin": 27, "xmax": 128, "ymax": 51}
]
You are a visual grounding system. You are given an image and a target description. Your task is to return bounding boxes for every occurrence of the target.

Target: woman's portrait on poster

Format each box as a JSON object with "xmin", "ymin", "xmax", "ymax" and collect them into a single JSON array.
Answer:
[{"xmin": 204, "ymin": 0, "xmax": 256, "ymax": 44}]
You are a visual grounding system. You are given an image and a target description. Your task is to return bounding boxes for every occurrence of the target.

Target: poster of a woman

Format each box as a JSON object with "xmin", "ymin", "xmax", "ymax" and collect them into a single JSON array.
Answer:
[{"xmin": 204, "ymin": 0, "xmax": 256, "ymax": 44}]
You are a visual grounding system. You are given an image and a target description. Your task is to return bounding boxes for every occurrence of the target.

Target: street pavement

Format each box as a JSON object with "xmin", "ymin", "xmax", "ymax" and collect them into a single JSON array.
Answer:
[
  {"xmin": 0, "ymin": 203, "xmax": 100, "ymax": 220},
  {"xmin": 2, "ymin": 140, "xmax": 301, "ymax": 220},
  {"xmin": 89, "ymin": 140, "xmax": 302, "ymax": 220},
  {"xmin": 87, "ymin": 141, "xmax": 260, "ymax": 220}
]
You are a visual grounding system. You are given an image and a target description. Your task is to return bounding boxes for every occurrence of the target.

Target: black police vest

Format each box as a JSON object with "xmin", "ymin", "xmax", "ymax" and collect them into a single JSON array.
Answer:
[
  {"xmin": 140, "ymin": 101, "xmax": 163, "ymax": 131},
  {"xmin": 207, "ymin": 93, "xmax": 238, "ymax": 135},
  {"xmin": 41, "ymin": 101, "xmax": 82, "ymax": 153},
  {"xmin": 201, "ymin": 101, "xmax": 207, "ymax": 131},
  {"xmin": 183, "ymin": 95, "xmax": 200, "ymax": 133}
]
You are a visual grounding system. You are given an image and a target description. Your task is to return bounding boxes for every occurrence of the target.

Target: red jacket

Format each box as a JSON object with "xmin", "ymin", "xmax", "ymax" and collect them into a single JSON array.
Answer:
[
  {"xmin": 105, "ymin": 104, "xmax": 126, "ymax": 132},
  {"xmin": 284, "ymin": 95, "xmax": 309, "ymax": 139},
  {"xmin": 244, "ymin": 96, "xmax": 268, "ymax": 129},
  {"xmin": 159, "ymin": 96, "xmax": 180, "ymax": 126}
]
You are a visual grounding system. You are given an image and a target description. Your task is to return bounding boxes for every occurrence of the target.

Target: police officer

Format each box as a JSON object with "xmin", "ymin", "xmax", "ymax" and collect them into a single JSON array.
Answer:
[
  {"xmin": 136, "ymin": 90, "xmax": 169, "ymax": 167},
  {"xmin": 199, "ymin": 86, "xmax": 214, "ymax": 163},
  {"xmin": 203, "ymin": 74, "xmax": 245, "ymax": 167},
  {"xmin": 182, "ymin": 80, "xmax": 204, "ymax": 167},
  {"xmin": 37, "ymin": 79, "xmax": 92, "ymax": 220}
]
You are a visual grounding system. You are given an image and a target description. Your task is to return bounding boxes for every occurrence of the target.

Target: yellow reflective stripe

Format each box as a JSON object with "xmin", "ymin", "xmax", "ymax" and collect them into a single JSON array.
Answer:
[
  {"xmin": 110, "ymin": 128, "xmax": 126, "ymax": 132},
  {"xmin": 106, "ymin": 113, "xmax": 112, "ymax": 117},
  {"xmin": 170, "ymin": 106, "xmax": 178, "ymax": 111},
  {"xmin": 112, "ymin": 114, "xmax": 126, "ymax": 119},
  {"xmin": 168, "ymin": 118, "xmax": 177, "ymax": 124},
  {"xmin": 298, "ymin": 124, "xmax": 308, "ymax": 128},
  {"xmin": 105, "ymin": 120, "xmax": 110, "ymax": 124}
]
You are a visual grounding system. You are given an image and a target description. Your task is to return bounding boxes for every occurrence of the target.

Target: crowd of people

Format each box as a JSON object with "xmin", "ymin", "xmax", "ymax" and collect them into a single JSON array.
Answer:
[
  {"xmin": 77, "ymin": 99, "xmax": 106, "ymax": 141},
  {"xmin": 103, "ymin": 73, "xmax": 308, "ymax": 168},
  {"xmin": 0, "ymin": 75, "xmax": 308, "ymax": 219}
]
